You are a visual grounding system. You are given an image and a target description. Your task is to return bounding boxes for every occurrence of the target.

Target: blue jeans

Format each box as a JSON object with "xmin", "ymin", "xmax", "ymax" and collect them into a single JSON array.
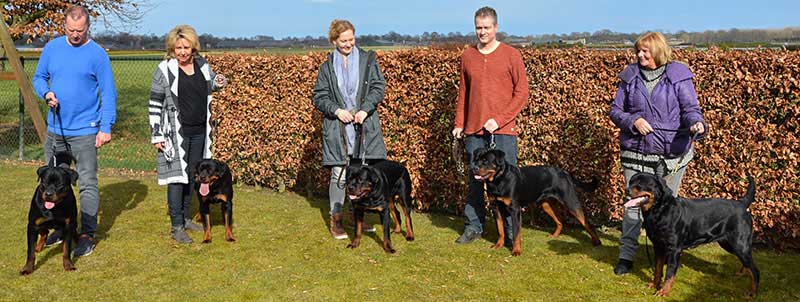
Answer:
[
  {"xmin": 167, "ymin": 134, "xmax": 205, "ymax": 227},
  {"xmin": 463, "ymin": 133, "xmax": 518, "ymax": 241},
  {"xmin": 44, "ymin": 133, "xmax": 99, "ymax": 237}
]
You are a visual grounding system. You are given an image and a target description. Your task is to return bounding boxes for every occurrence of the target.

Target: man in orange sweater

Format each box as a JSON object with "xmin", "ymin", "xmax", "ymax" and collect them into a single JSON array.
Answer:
[{"xmin": 453, "ymin": 6, "xmax": 529, "ymax": 245}]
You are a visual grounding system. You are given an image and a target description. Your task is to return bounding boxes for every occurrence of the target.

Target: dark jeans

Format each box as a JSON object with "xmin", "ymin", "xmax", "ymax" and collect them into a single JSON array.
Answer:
[
  {"xmin": 167, "ymin": 134, "xmax": 205, "ymax": 227},
  {"xmin": 463, "ymin": 133, "xmax": 518, "ymax": 240}
]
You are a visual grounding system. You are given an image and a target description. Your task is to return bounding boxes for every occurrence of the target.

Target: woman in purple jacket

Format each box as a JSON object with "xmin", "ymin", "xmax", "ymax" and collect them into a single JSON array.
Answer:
[{"xmin": 609, "ymin": 32, "xmax": 707, "ymax": 275}]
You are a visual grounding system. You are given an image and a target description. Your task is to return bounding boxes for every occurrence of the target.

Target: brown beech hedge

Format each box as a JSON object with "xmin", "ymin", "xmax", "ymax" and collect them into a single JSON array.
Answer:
[{"xmin": 207, "ymin": 48, "xmax": 799, "ymax": 249}]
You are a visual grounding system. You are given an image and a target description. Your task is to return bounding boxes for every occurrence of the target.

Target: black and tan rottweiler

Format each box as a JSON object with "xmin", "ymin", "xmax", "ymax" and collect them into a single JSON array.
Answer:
[
  {"xmin": 21, "ymin": 152, "xmax": 79, "ymax": 275},
  {"xmin": 472, "ymin": 148, "xmax": 602, "ymax": 256},
  {"xmin": 625, "ymin": 172, "xmax": 759, "ymax": 297},
  {"xmin": 345, "ymin": 160, "xmax": 415, "ymax": 254},
  {"xmin": 194, "ymin": 159, "xmax": 235, "ymax": 243}
]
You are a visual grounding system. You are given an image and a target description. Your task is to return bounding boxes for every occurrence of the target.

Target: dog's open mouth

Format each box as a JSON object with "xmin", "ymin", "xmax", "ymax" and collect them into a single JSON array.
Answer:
[
  {"xmin": 473, "ymin": 169, "xmax": 495, "ymax": 181},
  {"xmin": 348, "ymin": 189, "xmax": 370, "ymax": 201},
  {"xmin": 44, "ymin": 201, "xmax": 56, "ymax": 209},
  {"xmin": 199, "ymin": 183, "xmax": 211, "ymax": 196},
  {"xmin": 624, "ymin": 192, "xmax": 653, "ymax": 208}
]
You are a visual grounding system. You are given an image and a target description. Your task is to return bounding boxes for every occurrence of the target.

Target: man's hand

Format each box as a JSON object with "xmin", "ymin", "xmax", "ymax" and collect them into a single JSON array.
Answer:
[
  {"xmin": 633, "ymin": 118, "xmax": 654, "ymax": 136},
  {"xmin": 335, "ymin": 109, "xmax": 354, "ymax": 123},
  {"xmin": 154, "ymin": 142, "xmax": 164, "ymax": 151},
  {"xmin": 483, "ymin": 119, "xmax": 499, "ymax": 133},
  {"xmin": 690, "ymin": 122, "xmax": 705, "ymax": 135},
  {"xmin": 96, "ymin": 132, "xmax": 111, "ymax": 148},
  {"xmin": 452, "ymin": 127, "xmax": 463, "ymax": 139},
  {"xmin": 353, "ymin": 111, "xmax": 368, "ymax": 124},
  {"xmin": 45, "ymin": 92, "xmax": 59, "ymax": 108}
]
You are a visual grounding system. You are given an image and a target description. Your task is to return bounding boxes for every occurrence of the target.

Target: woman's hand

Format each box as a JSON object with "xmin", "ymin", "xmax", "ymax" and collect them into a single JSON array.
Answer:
[
  {"xmin": 633, "ymin": 118, "xmax": 654, "ymax": 135},
  {"xmin": 690, "ymin": 122, "xmax": 705, "ymax": 135},
  {"xmin": 154, "ymin": 142, "xmax": 164, "ymax": 151},
  {"xmin": 335, "ymin": 109, "xmax": 354, "ymax": 123},
  {"xmin": 353, "ymin": 111, "xmax": 368, "ymax": 124},
  {"xmin": 215, "ymin": 74, "xmax": 228, "ymax": 88}
]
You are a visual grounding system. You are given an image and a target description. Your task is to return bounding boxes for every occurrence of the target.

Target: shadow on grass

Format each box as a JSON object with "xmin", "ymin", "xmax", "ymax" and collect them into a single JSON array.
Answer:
[{"xmin": 96, "ymin": 180, "xmax": 148, "ymax": 242}]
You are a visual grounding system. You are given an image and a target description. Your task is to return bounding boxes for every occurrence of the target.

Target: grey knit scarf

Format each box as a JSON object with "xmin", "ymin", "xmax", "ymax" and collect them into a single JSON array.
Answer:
[{"xmin": 640, "ymin": 64, "xmax": 666, "ymax": 96}]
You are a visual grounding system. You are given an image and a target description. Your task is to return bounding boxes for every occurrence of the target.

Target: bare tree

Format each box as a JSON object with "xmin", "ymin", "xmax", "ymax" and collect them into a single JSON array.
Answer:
[{"xmin": 2, "ymin": 0, "xmax": 149, "ymax": 41}]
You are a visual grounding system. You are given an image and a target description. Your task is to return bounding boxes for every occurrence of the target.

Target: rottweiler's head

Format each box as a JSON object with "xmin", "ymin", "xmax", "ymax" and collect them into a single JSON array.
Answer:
[
  {"xmin": 346, "ymin": 165, "xmax": 383, "ymax": 203},
  {"xmin": 195, "ymin": 159, "xmax": 229, "ymax": 197},
  {"xmin": 472, "ymin": 148, "xmax": 506, "ymax": 182},
  {"xmin": 625, "ymin": 172, "xmax": 673, "ymax": 211},
  {"xmin": 36, "ymin": 164, "xmax": 78, "ymax": 210}
]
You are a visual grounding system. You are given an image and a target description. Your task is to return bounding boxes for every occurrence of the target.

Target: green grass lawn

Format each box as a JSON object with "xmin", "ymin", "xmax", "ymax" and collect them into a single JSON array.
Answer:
[{"xmin": 1, "ymin": 161, "xmax": 798, "ymax": 301}]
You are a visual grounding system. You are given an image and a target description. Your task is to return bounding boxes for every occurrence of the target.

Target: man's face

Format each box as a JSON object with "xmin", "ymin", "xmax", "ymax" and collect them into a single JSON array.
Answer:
[
  {"xmin": 474, "ymin": 16, "xmax": 497, "ymax": 46},
  {"xmin": 65, "ymin": 16, "xmax": 89, "ymax": 46}
]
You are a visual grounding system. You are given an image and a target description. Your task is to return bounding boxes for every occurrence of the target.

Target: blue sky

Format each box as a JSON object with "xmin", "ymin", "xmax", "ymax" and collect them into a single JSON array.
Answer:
[{"xmin": 109, "ymin": 0, "xmax": 800, "ymax": 38}]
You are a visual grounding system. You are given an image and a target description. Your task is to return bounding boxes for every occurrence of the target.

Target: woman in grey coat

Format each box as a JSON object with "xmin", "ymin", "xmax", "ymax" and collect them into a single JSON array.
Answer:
[
  {"xmin": 149, "ymin": 25, "xmax": 227, "ymax": 243},
  {"xmin": 312, "ymin": 19, "xmax": 388, "ymax": 240}
]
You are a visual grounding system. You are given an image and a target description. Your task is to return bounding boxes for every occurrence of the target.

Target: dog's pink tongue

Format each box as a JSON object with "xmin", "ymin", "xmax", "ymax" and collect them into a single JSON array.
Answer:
[
  {"xmin": 624, "ymin": 197, "xmax": 647, "ymax": 208},
  {"xmin": 45, "ymin": 201, "xmax": 55, "ymax": 209},
  {"xmin": 199, "ymin": 183, "xmax": 210, "ymax": 196},
  {"xmin": 474, "ymin": 175, "xmax": 483, "ymax": 180},
  {"xmin": 348, "ymin": 195, "xmax": 358, "ymax": 200}
]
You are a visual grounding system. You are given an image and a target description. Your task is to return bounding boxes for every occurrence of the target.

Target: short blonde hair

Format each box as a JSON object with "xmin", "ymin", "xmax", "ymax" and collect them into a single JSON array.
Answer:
[
  {"xmin": 634, "ymin": 32, "xmax": 672, "ymax": 67},
  {"xmin": 328, "ymin": 19, "xmax": 355, "ymax": 43},
  {"xmin": 165, "ymin": 25, "xmax": 201, "ymax": 59}
]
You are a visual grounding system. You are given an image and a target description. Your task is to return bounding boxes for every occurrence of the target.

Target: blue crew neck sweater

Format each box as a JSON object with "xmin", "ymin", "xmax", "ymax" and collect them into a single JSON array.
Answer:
[{"xmin": 33, "ymin": 36, "xmax": 117, "ymax": 135}]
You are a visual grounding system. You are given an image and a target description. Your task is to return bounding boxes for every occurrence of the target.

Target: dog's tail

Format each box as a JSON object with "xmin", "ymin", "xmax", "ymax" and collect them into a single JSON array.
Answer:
[
  {"xmin": 573, "ymin": 176, "xmax": 600, "ymax": 193},
  {"xmin": 740, "ymin": 174, "xmax": 756, "ymax": 208}
]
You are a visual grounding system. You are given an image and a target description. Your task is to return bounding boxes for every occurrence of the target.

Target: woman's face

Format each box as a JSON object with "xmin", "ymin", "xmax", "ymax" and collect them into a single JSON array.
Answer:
[
  {"xmin": 637, "ymin": 46, "xmax": 657, "ymax": 69},
  {"xmin": 174, "ymin": 38, "xmax": 194, "ymax": 65},
  {"xmin": 334, "ymin": 29, "xmax": 355, "ymax": 56}
]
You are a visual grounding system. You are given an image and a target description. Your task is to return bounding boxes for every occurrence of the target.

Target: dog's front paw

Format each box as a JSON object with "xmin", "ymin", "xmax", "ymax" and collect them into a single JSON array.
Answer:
[
  {"xmin": 63, "ymin": 261, "xmax": 76, "ymax": 271},
  {"xmin": 405, "ymin": 235, "xmax": 415, "ymax": 242},
  {"xmin": 655, "ymin": 288, "xmax": 671, "ymax": 297},
  {"xmin": 382, "ymin": 242, "xmax": 396, "ymax": 254},
  {"xmin": 347, "ymin": 240, "xmax": 360, "ymax": 249},
  {"xmin": 490, "ymin": 242, "xmax": 504, "ymax": 250},
  {"xmin": 511, "ymin": 248, "xmax": 522, "ymax": 256},
  {"xmin": 647, "ymin": 282, "xmax": 659, "ymax": 289},
  {"xmin": 202, "ymin": 239, "xmax": 212, "ymax": 244}
]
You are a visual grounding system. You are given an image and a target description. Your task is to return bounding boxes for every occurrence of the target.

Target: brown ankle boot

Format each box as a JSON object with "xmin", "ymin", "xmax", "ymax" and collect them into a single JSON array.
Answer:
[{"xmin": 330, "ymin": 213, "xmax": 348, "ymax": 240}]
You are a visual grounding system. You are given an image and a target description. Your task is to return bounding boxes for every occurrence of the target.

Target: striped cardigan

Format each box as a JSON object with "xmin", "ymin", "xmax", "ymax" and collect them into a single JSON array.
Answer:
[{"xmin": 149, "ymin": 55, "xmax": 220, "ymax": 185}]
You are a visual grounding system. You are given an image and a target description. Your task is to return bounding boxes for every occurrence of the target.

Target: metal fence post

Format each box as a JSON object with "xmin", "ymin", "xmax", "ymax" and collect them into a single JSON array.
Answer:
[{"xmin": 17, "ymin": 56, "xmax": 24, "ymax": 160}]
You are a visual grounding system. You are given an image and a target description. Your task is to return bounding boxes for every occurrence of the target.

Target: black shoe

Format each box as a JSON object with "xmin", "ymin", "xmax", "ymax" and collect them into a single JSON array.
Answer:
[
  {"xmin": 72, "ymin": 235, "xmax": 96, "ymax": 258},
  {"xmin": 183, "ymin": 219, "xmax": 204, "ymax": 232},
  {"xmin": 455, "ymin": 229, "xmax": 482, "ymax": 244},
  {"xmin": 44, "ymin": 229, "xmax": 63, "ymax": 248},
  {"xmin": 614, "ymin": 259, "xmax": 634, "ymax": 275}
]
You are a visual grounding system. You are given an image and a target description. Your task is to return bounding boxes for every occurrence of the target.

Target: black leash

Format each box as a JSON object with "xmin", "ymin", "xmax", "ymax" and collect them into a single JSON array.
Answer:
[
  {"xmin": 48, "ymin": 100, "xmax": 72, "ymax": 167},
  {"xmin": 336, "ymin": 120, "xmax": 368, "ymax": 189}
]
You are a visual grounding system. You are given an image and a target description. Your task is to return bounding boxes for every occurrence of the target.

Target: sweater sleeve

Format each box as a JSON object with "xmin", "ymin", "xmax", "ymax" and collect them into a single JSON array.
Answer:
[
  {"xmin": 32, "ymin": 45, "xmax": 52, "ymax": 100},
  {"xmin": 149, "ymin": 66, "xmax": 168, "ymax": 144},
  {"xmin": 496, "ymin": 49, "xmax": 529, "ymax": 130},
  {"xmin": 95, "ymin": 52, "xmax": 117, "ymax": 133}
]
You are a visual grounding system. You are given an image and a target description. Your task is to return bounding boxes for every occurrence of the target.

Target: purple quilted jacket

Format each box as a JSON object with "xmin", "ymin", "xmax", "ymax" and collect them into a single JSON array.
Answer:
[{"xmin": 609, "ymin": 62, "xmax": 707, "ymax": 158}]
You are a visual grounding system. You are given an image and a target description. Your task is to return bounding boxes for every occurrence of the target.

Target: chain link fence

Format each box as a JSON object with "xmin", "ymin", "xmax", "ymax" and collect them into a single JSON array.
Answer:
[{"xmin": 0, "ymin": 56, "xmax": 162, "ymax": 170}]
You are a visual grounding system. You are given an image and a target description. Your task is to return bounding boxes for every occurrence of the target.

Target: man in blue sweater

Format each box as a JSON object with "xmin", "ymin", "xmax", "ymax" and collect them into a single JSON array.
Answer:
[{"xmin": 32, "ymin": 5, "xmax": 117, "ymax": 258}]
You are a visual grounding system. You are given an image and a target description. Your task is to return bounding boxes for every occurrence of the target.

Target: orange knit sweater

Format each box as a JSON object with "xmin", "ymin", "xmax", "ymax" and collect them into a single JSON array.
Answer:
[{"xmin": 454, "ymin": 43, "xmax": 529, "ymax": 136}]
